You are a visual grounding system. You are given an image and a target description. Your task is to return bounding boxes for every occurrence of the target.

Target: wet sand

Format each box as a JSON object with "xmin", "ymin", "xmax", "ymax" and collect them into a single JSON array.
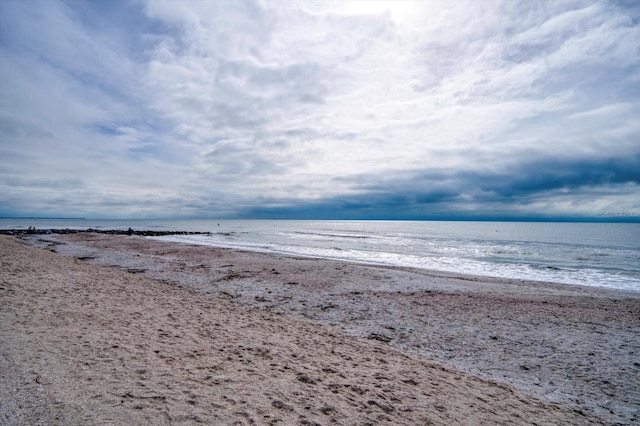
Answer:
[{"xmin": 2, "ymin": 233, "xmax": 639, "ymax": 424}]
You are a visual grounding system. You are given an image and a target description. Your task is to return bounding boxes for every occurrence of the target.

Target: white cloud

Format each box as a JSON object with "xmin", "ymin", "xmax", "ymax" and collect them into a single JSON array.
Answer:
[{"xmin": 1, "ymin": 0, "xmax": 638, "ymax": 218}]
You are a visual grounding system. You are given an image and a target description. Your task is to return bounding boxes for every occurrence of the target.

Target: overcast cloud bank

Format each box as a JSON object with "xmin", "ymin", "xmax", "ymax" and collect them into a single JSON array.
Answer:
[{"xmin": 1, "ymin": 0, "xmax": 639, "ymax": 220}]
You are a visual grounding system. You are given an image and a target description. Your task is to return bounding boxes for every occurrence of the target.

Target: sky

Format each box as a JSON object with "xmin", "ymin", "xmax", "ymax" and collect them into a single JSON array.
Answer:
[{"xmin": 0, "ymin": 0, "xmax": 639, "ymax": 221}]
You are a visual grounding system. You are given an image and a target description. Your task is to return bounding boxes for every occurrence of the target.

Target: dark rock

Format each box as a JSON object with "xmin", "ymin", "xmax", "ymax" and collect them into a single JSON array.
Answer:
[
  {"xmin": 297, "ymin": 373, "xmax": 317, "ymax": 385},
  {"xmin": 368, "ymin": 332, "xmax": 392, "ymax": 343},
  {"xmin": 0, "ymin": 228, "xmax": 213, "ymax": 237},
  {"xmin": 320, "ymin": 404, "xmax": 335, "ymax": 415}
]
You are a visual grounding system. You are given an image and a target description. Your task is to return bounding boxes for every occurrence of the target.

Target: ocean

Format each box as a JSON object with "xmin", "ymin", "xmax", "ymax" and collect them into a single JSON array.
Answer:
[{"xmin": 2, "ymin": 218, "xmax": 639, "ymax": 292}]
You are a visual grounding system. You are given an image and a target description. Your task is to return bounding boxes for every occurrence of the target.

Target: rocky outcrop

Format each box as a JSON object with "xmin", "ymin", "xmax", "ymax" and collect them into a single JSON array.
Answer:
[{"xmin": 0, "ymin": 228, "xmax": 212, "ymax": 237}]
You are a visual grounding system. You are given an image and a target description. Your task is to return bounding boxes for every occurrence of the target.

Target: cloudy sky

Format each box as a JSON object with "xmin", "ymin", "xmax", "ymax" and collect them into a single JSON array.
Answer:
[{"xmin": 1, "ymin": 0, "xmax": 639, "ymax": 220}]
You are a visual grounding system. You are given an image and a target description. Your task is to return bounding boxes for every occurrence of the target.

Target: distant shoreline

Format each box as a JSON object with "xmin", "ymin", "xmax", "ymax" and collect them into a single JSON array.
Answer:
[
  {"xmin": 0, "ymin": 228, "xmax": 211, "ymax": 237},
  {"xmin": 0, "ymin": 217, "xmax": 86, "ymax": 220}
]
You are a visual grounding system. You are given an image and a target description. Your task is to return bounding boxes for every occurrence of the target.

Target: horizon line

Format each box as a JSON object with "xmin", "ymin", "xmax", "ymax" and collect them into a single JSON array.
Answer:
[{"xmin": 1, "ymin": 216, "xmax": 638, "ymax": 223}]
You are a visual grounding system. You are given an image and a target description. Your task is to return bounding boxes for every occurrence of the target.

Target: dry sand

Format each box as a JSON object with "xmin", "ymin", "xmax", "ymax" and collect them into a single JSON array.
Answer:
[{"xmin": 1, "ymin": 234, "xmax": 638, "ymax": 425}]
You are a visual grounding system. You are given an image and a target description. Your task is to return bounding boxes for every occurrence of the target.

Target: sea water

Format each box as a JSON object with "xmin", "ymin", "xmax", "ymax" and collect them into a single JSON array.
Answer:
[{"xmin": 2, "ymin": 219, "xmax": 639, "ymax": 291}]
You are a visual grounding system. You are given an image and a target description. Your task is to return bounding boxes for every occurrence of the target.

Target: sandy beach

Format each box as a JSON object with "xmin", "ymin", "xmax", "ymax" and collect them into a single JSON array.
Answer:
[{"xmin": 1, "ymin": 234, "xmax": 638, "ymax": 425}]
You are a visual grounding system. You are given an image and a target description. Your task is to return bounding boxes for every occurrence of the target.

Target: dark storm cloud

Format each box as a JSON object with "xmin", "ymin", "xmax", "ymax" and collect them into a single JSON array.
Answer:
[{"xmin": 238, "ymin": 154, "xmax": 640, "ymax": 220}]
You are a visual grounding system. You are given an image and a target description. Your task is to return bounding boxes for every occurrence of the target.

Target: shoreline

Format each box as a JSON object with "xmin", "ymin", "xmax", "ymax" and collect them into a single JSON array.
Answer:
[
  {"xmin": 151, "ymin": 237, "xmax": 640, "ymax": 296},
  {"xmin": 3, "ymin": 233, "xmax": 639, "ymax": 424},
  {"xmin": 3, "ymin": 225, "xmax": 637, "ymax": 293}
]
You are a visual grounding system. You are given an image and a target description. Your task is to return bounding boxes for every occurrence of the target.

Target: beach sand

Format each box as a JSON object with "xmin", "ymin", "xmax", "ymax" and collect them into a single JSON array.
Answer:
[{"xmin": 1, "ymin": 234, "xmax": 638, "ymax": 425}]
